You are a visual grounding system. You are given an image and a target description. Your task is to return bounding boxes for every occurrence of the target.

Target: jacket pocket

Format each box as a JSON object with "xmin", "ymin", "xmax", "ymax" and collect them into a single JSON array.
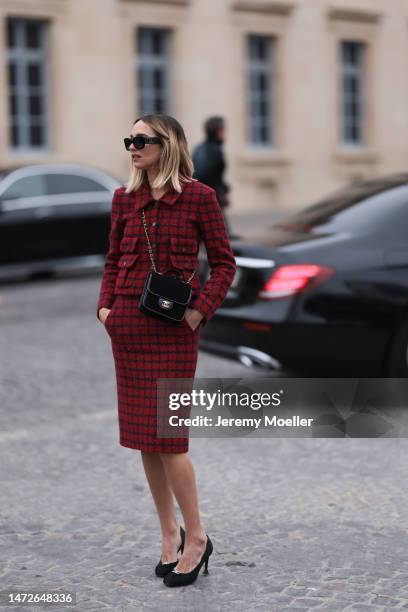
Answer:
[
  {"xmin": 120, "ymin": 235, "xmax": 138, "ymax": 253},
  {"xmin": 170, "ymin": 237, "xmax": 198, "ymax": 270},
  {"xmin": 116, "ymin": 253, "xmax": 140, "ymax": 286}
]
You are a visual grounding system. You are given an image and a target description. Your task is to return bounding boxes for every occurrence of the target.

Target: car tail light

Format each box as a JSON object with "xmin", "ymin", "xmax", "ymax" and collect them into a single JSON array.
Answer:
[{"xmin": 258, "ymin": 264, "xmax": 334, "ymax": 299}]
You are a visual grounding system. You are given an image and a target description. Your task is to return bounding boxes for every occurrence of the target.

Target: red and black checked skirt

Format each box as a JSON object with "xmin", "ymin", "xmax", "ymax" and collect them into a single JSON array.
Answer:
[{"xmin": 104, "ymin": 294, "xmax": 200, "ymax": 453}]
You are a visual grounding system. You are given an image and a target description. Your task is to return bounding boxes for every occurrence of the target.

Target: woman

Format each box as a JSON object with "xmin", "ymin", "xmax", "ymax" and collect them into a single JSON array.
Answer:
[{"xmin": 96, "ymin": 114, "xmax": 237, "ymax": 587}]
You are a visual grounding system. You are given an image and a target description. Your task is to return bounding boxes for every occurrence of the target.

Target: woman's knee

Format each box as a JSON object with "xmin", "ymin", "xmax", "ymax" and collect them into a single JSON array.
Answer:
[{"xmin": 159, "ymin": 451, "xmax": 189, "ymax": 461}]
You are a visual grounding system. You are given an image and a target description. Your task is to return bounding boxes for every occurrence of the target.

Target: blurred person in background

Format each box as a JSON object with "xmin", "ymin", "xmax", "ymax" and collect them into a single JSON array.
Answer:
[{"xmin": 192, "ymin": 116, "xmax": 233, "ymax": 238}]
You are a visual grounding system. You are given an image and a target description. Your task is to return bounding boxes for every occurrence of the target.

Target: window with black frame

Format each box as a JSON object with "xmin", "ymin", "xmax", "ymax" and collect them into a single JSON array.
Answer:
[
  {"xmin": 6, "ymin": 18, "xmax": 49, "ymax": 150},
  {"xmin": 137, "ymin": 27, "xmax": 172, "ymax": 115},
  {"xmin": 246, "ymin": 34, "xmax": 275, "ymax": 147},
  {"xmin": 340, "ymin": 40, "xmax": 365, "ymax": 146}
]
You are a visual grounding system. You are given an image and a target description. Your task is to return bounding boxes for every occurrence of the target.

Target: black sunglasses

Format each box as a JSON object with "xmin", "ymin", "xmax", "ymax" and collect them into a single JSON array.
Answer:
[{"xmin": 124, "ymin": 134, "xmax": 162, "ymax": 150}]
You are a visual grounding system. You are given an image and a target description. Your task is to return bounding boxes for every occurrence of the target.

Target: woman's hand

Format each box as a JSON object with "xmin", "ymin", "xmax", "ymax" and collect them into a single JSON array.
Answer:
[
  {"xmin": 98, "ymin": 307, "xmax": 111, "ymax": 325},
  {"xmin": 185, "ymin": 307, "xmax": 204, "ymax": 331}
]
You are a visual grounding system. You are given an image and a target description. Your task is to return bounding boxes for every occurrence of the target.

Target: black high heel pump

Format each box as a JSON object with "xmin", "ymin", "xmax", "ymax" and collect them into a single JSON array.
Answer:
[
  {"xmin": 155, "ymin": 525, "xmax": 185, "ymax": 577},
  {"xmin": 163, "ymin": 534, "xmax": 213, "ymax": 587}
]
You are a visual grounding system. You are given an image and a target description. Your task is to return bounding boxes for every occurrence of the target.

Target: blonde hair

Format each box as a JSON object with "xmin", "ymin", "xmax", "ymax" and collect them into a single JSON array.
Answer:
[{"xmin": 125, "ymin": 114, "xmax": 194, "ymax": 194}]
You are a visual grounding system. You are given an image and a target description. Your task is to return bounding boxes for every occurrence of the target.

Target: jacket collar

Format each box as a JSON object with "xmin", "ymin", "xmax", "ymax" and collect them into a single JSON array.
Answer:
[{"xmin": 134, "ymin": 178, "xmax": 184, "ymax": 210}]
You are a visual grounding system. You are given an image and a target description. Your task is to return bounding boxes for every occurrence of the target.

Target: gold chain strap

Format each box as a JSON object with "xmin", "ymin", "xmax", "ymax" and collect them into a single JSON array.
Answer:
[{"xmin": 141, "ymin": 208, "xmax": 196, "ymax": 284}]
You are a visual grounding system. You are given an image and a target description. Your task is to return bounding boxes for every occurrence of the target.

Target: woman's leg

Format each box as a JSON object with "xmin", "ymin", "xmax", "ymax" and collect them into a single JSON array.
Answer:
[
  {"xmin": 140, "ymin": 450, "xmax": 183, "ymax": 563},
  {"xmin": 159, "ymin": 452, "xmax": 207, "ymax": 573}
]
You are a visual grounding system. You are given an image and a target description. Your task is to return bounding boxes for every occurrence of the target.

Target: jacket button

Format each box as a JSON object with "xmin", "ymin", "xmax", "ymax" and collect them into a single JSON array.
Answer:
[
  {"xmin": 182, "ymin": 247, "xmax": 186, "ymax": 252},
  {"xmin": 152, "ymin": 243, "xmax": 156, "ymax": 248},
  {"xmin": 152, "ymin": 221, "xmax": 157, "ymax": 227}
]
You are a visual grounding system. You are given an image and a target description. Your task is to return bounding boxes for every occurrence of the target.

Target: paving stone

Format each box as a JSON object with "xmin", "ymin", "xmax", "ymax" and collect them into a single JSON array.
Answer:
[{"xmin": 2, "ymin": 276, "xmax": 408, "ymax": 611}]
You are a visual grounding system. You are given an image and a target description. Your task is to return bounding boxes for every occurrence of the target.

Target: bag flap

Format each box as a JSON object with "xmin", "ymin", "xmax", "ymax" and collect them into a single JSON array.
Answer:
[{"xmin": 147, "ymin": 272, "xmax": 192, "ymax": 305}]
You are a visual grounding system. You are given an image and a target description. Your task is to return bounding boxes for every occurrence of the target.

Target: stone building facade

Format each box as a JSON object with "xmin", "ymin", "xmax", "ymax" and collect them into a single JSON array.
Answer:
[{"xmin": 1, "ymin": 0, "xmax": 408, "ymax": 212}]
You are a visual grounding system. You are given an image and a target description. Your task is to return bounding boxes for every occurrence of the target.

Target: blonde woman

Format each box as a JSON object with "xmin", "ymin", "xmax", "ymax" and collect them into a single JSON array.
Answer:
[{"xmin": 97, "ymin": 114, "xmax": 236, "ymax": 587}]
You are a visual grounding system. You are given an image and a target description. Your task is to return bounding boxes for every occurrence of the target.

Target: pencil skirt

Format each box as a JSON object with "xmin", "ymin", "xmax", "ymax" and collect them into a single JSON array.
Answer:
[{"xmin": 104, "ymin": 294, "xmax": 200, "ymax": 453}]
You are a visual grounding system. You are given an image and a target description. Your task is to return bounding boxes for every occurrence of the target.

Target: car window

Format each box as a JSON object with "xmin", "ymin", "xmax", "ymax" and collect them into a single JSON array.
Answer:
[
  {"xmin": 45, "ymin": 173, "xmax": 108, "ymax": 195},
  {"xmin": 275, "ymin": 181, "xmax": 408, "ymax": 233},
  {"xmin": 1, "ymin": 174, "xmax": 47, "ymax": 199}
]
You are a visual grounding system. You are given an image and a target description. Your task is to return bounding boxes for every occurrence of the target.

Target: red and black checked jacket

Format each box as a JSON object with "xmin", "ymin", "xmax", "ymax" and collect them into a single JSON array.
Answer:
[{"xmin": 96, "ymin": 178, "xmax": 237, "ymax": 327}]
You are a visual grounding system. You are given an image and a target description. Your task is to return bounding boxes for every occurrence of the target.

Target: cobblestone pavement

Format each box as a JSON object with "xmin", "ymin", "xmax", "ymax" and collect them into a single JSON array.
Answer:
[{"xmin": 1, "ymin": 274, "xmax": 408, "ymax": 612}]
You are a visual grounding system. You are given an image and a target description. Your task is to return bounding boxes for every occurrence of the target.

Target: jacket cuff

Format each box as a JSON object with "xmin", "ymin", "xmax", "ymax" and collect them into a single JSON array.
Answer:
[
  {"xmin": 97, "ymin": 296, "xmax": 115, "ymax": 320},
  {"xmin": 190, "ymin": 295, "xmax": 214, "ymax": 327}
]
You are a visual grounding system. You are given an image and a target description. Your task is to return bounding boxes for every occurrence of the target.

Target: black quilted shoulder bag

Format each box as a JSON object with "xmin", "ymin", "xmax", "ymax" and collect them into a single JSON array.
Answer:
[{"xmin": 138, "ymin": 208, "xmax": 196, "ymax": 323}]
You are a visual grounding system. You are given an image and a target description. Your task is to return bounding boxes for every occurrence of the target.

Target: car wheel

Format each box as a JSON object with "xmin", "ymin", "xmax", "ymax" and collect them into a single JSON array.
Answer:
[{"xmin": 385, "ymin": 318, "xmax": 408, "ymax": 377}]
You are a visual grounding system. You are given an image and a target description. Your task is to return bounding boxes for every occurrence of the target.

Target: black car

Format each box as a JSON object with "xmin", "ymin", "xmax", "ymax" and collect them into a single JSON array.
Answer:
[
  {"xmin": 0, "ymin": 163, "xmax": 121, "ymax": 279},
  {"xmin": 200, "ymin": 175, "xmax": 408, "ymax": 377}
]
